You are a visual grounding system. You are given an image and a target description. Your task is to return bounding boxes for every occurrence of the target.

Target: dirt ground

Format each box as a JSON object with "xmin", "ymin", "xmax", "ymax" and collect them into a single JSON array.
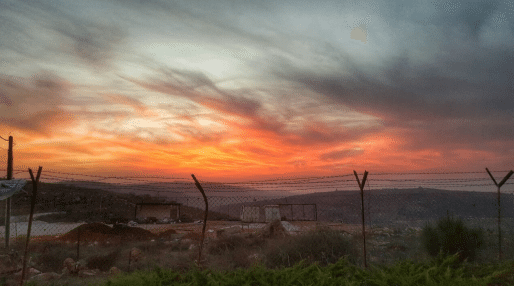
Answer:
[
  {"xmin": 140, "ymin": 221, "xmax": 364, "ymax": 238},
  {"xmin": 0, "ymin": 221, "xmax": 364, "ymax": 246}
]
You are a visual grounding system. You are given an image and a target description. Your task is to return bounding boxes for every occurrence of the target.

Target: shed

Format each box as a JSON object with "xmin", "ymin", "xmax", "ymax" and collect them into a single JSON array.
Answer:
[
  {"xmin": 240, "ymin": 205, "xmax": 260, "ymax": 223},
  {"xmin": 264, "ymin": 205, "xmax": 281, "ymax": 223},
  {"xmin": 134, "ymin": 202, "xmax": 181, "ymax": 221}
]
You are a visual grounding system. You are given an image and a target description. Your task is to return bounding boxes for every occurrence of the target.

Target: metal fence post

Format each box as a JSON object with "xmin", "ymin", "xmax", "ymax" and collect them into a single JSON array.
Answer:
[
  {"xmin": 485, "ymin": 168, "xmax": 514, "ymax": 262},
  {"xmin": 354, "ymin": 170, "xmax": 369, "ymax": 268},
  {"xmin": 20, "ymin": 166, "xmax": 42, "ymax": 285}
]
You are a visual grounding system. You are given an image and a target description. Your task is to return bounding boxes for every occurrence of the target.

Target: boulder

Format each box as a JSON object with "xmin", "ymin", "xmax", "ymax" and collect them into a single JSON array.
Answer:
[
  {"xmin": 63, "ymin": 258, "xmax": 75, "ymax": 272},
  {"xmin": 78, "ymin": 269, "xmax": 98, "ymax": 277},
  {"xmin": 216, "ymin": 226, "xmax": 242, "ymax": 238},
  {"xmin": 0, "ymin": 254, "xmax": 18, "ymax": 273},
  {"xmin": 30, "ymin": 272, "xmax": 62, "ymax": 282},
  {"xmin": 130, "ymin": 247, "xmax": 142, "ymax": 263},
  {"xmin": 75, "ymin": 260, "xmax": 88, "ymax": 271},
  {"xmin": 14, "ymin": 267, "xmax": 41, "ymax": 279},
  {"xmin": 259, "ymin": 220, "xmax": 288, "ymax": 238},
  {"xmin": 248, "ymin": 253, "xmax": 263, "ymax": 265},
  {"xmin": 109, "ymin": 266, "xmax": 122, "ymax": 275}
]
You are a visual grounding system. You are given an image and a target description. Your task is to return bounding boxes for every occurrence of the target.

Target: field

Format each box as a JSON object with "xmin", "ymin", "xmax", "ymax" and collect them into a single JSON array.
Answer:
[
  {"xmin": 1, "ymin": 218, "xmax": 514, "ymax": 285},
  {"xmin": 2, "ymin": 182, "xmax": 514, "ymax": 285}
]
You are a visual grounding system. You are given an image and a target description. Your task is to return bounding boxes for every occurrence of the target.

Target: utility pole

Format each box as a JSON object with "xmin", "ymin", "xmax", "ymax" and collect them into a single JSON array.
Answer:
[{"xmin": 2, "ymin": 136, "xmax": 13, "ymax": 248}]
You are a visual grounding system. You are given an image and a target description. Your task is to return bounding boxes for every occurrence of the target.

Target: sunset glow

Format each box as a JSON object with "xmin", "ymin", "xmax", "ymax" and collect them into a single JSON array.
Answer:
[{"xmin": 1, "ymin": 0, "xmax": 513, "ymax": 182}]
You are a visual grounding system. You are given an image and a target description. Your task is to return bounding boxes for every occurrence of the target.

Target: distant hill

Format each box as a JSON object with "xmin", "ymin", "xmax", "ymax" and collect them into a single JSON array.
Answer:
[
  {"xmin": 57, "ymin": 180, "xmax": 295, "ymax": 198},
  {"xmin": 211, "ymin": 187, "xmax": 513, "ymax": 227},
  {"xmin": 3, "ymin": 182, "xmax": 511, "ymax": 229},
  {"xmin": 0, "ymin": 182, "xmax": 233, "ymax": 224}
]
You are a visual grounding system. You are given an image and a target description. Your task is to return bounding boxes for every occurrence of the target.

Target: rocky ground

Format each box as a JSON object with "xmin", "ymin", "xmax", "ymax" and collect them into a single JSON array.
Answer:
[{"xmin": 0, "ymin": 219, "xmax": 427, "ymax": 285}]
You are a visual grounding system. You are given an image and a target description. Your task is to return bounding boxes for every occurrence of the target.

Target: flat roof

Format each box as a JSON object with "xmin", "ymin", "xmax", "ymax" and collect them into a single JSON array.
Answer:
[{"xmin": 136, "ymin": 202, "xmax": 181, "ymax": 206}]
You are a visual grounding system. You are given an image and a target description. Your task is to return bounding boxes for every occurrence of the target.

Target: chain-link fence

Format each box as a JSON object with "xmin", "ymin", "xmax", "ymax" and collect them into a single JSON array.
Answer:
[{"xmin": 0, "ymin": 169, "xmax": 513, "ymax": 276}]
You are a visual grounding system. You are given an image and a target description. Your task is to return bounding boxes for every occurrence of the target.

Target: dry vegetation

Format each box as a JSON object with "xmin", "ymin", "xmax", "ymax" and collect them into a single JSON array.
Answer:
[{"xmin": 1, "ymin": 218, "xmax": 514, "ymax": 285}]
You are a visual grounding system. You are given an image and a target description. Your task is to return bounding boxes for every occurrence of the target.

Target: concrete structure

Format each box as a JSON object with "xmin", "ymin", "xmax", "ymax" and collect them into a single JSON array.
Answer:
[
  {"xmin": 240, "ymin": 206, "xmax": 260, "ymax": 223},
  {"xmin": 264, "ymin": 205, "xmax": 281, "ymax": 223},
  {"xmin": 134, "ymin": 202, "xmax": 181, "ymax": 220}
]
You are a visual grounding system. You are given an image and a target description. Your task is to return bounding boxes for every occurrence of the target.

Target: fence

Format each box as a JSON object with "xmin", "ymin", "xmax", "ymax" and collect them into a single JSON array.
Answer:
[{"xmin": 1, "ymin": 168, "xmax": 514, "ymax": 274}]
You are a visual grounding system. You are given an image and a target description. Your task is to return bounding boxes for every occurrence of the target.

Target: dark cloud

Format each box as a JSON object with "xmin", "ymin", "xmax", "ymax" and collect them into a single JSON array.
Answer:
[
  {"xmin": 54, "ymin": 21, "xmax": 126, "ymax": 69},
  {"xmin": 124, "ymin": 65, "xmax": 382, "ymax": 147},
  {"xmin": 263, "ymin": 0, "xmax": 514, "ymax": 156},
  {"xmin": 0, "ymin": 92, "xmax": 12, "ymax": 107},
  {"xmin": 432, "ymin": 0, "xmax": 500, "ymax": 36},
  {"xmin": 319, "ymin": 148, "xmax": 364, "ymax": 161},
  {"xmin": 0, "ymin": 72, "xmax": 76, "ymax": 136},
  {"xmin": 0, "ymin": 0, "xmax": 127, "ymax": 71}
]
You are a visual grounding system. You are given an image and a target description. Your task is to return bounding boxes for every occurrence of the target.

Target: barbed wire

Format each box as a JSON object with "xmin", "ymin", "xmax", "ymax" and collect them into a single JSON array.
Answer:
[{"xmin": 2, "ymin": 168, "xmax": 512, "ymax": 197}]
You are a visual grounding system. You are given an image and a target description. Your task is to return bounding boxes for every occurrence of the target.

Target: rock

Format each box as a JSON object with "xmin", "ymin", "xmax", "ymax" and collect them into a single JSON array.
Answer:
[
  {"xmin": 78, "ymin": 269, "xmax": 97, "ymax": 277},
  {"xmin": 248, "ymin": 253, "xmax": 263, "ymax": 264},
  {"xmin": 109, "ymin": 266, "xmax": 121, "ymax": 275},
  {"xmin": 30, "ymin": 272, "xmax": 62, "ymax": 282},
  {"xmin": 259, "ymin": 220, "xmax": 288, "ymax": 238},
  {"xmin": 63, "ymin": 258, "xmax": 75, "ymax": 272},
  {"xmin": 14, "ymin": 267, "xmax": 41, "ymax": 279},
  {"xmin": 130, "ymin": 247, "xmax": 142, "ymax": 263},
  {"xmin": 75, "ymin": 260, "xmax": 88, "ymax": 271},
  {"xmin": 279, "ymin": 221, "xmax": 299, "ymax": 232},
  {"xmin": 216, "ymin": 226, "xmax": 242, "ymax": 238},
  {"xmin": 0, "ymin": 254, "xmax": 19, "ymax": 273}
]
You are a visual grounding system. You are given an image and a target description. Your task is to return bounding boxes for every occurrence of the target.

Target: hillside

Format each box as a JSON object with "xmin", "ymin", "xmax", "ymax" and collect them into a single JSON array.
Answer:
[
  {"xmin": 57, "ymin": 180, "xmax": 295, "ymax": 198},
  {"xmin": 0, "ymin": 182, "xmax": 233, "ymax": 224},
  {"xmin": 2, "ymin": 182, "xmax": 510, "ymax": 227},
  {"xmin": 212, "ymin": 187, "xmax": 512, "ymax": 226}
]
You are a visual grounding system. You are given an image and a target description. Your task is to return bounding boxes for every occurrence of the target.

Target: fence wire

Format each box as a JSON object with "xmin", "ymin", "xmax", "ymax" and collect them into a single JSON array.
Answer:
[{"xmin": 0, "ymin": 168, "xmax": 513, "ymax": 266}]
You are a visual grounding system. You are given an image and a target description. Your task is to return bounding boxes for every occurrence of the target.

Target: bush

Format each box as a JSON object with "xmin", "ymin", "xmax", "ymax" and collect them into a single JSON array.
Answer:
[
  {"xmin": 34, "ymin": 243, "xmax": 75, "ymax": 273},
  {"xmin": 421, "ymin": 216, "xmax": 484, "ymax": 262},
  {"xmin": 264, "ymin": 227, "xmax": 357, "ymax": 268},
  {"xmin": 208, "ymin": 234, "xmax": 264, "ymax": 255},
  {"xmin": 87, "ymin": 250, "xmax": 120, "ymax": 271}
]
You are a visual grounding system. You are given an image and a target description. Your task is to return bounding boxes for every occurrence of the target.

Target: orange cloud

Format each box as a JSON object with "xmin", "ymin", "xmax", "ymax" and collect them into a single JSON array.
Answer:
[
  {"xmin": 0, "ymin": 72, "xmax": 76, "ymax": 137},
  {"xmin": 103, "ymin": 93, "xmax": 157, "ymax": 117}
]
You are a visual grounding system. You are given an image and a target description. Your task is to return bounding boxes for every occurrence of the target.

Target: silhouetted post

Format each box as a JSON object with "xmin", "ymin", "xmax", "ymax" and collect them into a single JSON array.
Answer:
[
  {"xmin": 191, "ymin": 174, "xmax": 208, "ymax": 267},
  {"xmin": 486, "ymin": 168, "xmax": 514, "ymax": 262},
  {"xmin": 4, "ymin": 136, "xmax": 13, "ymax": 249},
  {"xmin": 20, "ymin": 166, "xmax": 42, "ymax": 286},
  {"xmin": 354, "ymin": 170, "xmax": 369, "ymax": 268},
  {"xmin": 77, "ymin": 226, "xmax": 81, "ymax": 260}
]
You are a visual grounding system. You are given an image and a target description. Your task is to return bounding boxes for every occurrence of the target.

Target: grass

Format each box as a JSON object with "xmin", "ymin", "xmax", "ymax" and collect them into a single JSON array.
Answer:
[
  {"xmin": 104, "ymin": 254, "xmax": 514, "ymax": 286},
  {"xmin": 7, "ymin": 221, "xmax": 514, "ymax": 285}
]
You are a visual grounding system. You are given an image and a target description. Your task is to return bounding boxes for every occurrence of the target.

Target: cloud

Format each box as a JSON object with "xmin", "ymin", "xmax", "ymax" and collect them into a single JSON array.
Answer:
[
  {"xmin": 54, "ymin": 21, "xmax": 127, "ymax": 70},
  {"xmin": 319, "ymin": 148, "xmax": 364, "ymax": 161},
  {"xmin": 104, "ymin": 94, "xmax": 157, "ymax": 117},
  {"xmin": 0, "ymin": 72, "xmax": 76, "ymax": 136},
  {"xmin": 260, "ymin": 1, "xmax": 514, "ymax": 158},
  {"xmin": 122, "ymin": 63, "xmax": 384, "ymax": 153},
  {"xmin": 0, "ymin": 0, "xmax": 128, "ymax": 72}
]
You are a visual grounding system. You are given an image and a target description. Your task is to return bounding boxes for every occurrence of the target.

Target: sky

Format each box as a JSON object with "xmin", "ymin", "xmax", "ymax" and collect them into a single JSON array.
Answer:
[{"xmin": 0, "ymin": 0, "xmax": 513, "ymax": 182}]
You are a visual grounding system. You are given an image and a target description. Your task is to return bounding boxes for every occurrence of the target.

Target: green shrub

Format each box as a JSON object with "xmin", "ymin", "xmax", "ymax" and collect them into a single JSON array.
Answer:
[{"xmin": 421, "ymin": 216, "xmax": 484, "ymax": 262}]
